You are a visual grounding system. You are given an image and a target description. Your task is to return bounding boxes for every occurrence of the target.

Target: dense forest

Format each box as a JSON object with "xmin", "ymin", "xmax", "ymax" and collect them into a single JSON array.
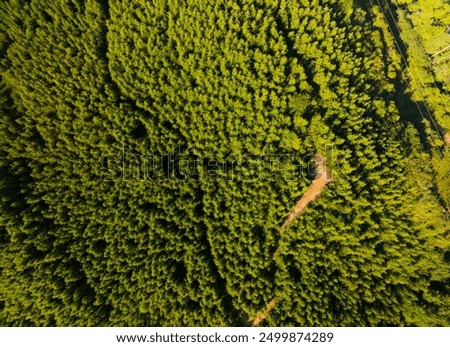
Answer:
[{"xmin": 0, "ymin": 0, "xmax": 449, "ymax": 326}]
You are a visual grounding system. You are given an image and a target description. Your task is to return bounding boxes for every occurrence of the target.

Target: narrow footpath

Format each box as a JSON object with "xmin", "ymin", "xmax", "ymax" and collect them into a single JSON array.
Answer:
[{"xmin": 251, "ymin": 154, "xmax": 333, "ymax": 327}]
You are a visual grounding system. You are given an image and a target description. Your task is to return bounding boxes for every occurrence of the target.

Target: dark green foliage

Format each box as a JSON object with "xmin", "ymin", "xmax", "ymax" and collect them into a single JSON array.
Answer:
[{"xmin": 0, "ymin": 0, "xmax": 449, "ymax": 326}]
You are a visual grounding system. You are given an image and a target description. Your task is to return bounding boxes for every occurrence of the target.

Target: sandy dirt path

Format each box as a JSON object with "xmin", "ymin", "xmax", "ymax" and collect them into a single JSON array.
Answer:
[
  {"xmin": 250, "ymin": 155, "xmax": 332, "ymax": 327},
  {"xmin": 278, "ymin": 155, "xmax": 332, "ymax": 235},
  {"xmin": 252, "ymin": 299, "xmax": 277, "ymax": 327}
]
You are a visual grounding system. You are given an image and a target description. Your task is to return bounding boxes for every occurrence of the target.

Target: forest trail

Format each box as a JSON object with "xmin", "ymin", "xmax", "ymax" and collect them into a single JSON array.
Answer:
[
  {"xmin": 251, "ymin": 298, "xmax": 277, "ymax": 327},
  {"xmin": 250, "ymin": 155, "xmax": 332, "ymax": 327},
  {"xmin": 278, "ymin": 154, "xmax": 333, "ymax": 235}
]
